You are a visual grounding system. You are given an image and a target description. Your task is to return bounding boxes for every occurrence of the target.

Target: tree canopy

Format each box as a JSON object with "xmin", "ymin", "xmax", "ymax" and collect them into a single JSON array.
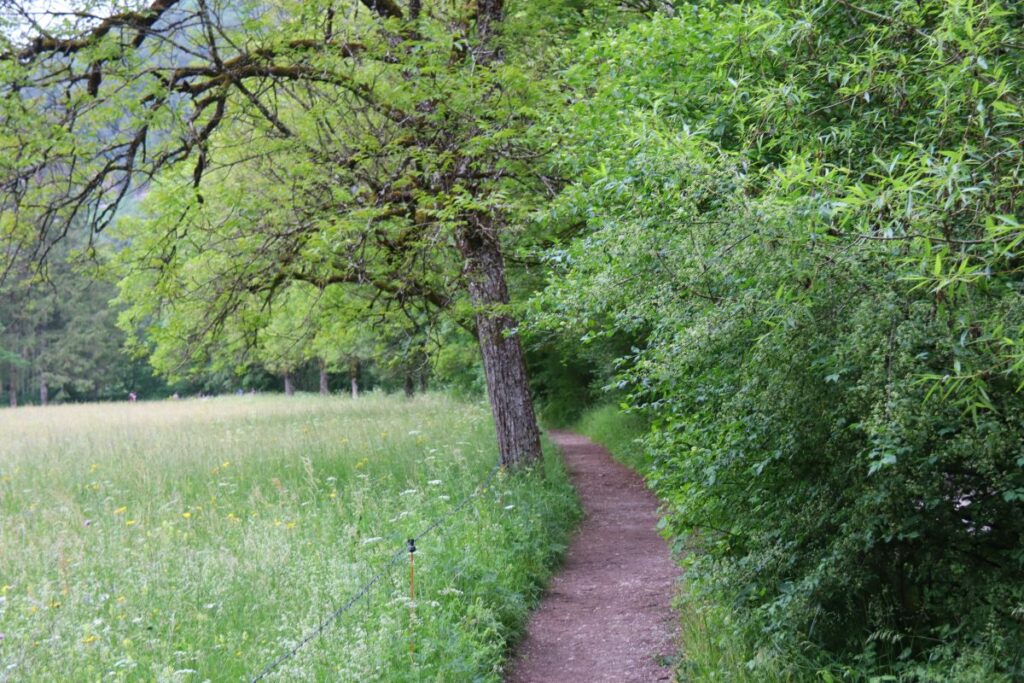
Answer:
[{"xmin": 2, "ymin": 0, "xmax": 1023, "ymax": 678}]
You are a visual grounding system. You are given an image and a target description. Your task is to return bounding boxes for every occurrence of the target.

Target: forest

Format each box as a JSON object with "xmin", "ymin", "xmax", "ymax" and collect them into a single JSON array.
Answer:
[{"xmin": 2, "ymin": 0, "xmax": 1023, "ymax": 679}]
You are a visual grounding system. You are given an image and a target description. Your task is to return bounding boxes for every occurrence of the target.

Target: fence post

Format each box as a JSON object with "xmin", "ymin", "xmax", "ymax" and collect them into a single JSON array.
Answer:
[{"xmin": 407, "ymin": 538, "xmax": 416, "ymax": 656}]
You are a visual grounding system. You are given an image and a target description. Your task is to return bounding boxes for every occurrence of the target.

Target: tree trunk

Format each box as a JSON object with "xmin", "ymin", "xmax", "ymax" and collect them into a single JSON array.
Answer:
[
  {"xmin": 476, "ymin": 0, "xmax": 503, "ymax": 48},
  {"xmin": 456, "ymin": 218, "xmax": 541, "ymax": 468},
  {"xmin": 349, "ymin": 358, "xmax": 359, "ymax": 399},
  {"xmin": 40, "ymin": 376, "xmax": 48, "ymax": 406},
  {"xmin": 419, "ymin": 371, "xmax": 428, "ymax": 394},
  {"xmin": 319, "ymin": 359, "xmax": 329, "ymax": 395},
  {"xmin": 404, "ymin": 373, "xmax": 414, "ymax": 398},
  {"xmin": 8, "ymin": 365, "xmax": 17, "ymax": 408},
  {"xmin": 283, "ymin": 371, "xmax": 295, "ymax": 396}
]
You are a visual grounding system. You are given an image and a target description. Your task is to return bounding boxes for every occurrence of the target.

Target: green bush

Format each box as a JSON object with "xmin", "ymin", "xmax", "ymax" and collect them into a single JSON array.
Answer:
[{"xmin": 535, "ymin": 1, "xmax": 1024, "ymax": 678}]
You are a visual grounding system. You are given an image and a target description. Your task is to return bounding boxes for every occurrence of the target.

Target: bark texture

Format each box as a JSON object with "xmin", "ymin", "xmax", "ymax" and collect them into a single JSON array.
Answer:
[
  {"xmin": 319, "ymin": 360, "xmax": 329, "ymax": 395},
  {"xmin": 350, "ymin": 358, "xmax": 359, "ymax": 399},
  {"xmin": 404, "ymin": 373, "xmax": 415, "ymax": 398},
  {"xmin": 283, "ymin": 371, "xmax": 295, "ymax": 396},
  {"xmin": 457, "ymin": 219, "xmax": 541, "ymax": 467}
]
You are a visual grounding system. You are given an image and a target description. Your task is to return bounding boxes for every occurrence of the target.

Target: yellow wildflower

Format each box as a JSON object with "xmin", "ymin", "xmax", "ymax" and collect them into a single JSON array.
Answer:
[
  {"xmin": 82, "ymin": 635, "xmax": 98, "ymax": 644},
  {"xmin": 181, "ymin": 511, "xmax": 191, "ymax": 519},
  {"xmin": 113, "ymin": 506, "xmax": 127, "ymax": 515},
  {"xmin": 126, "ymin": 519, "xmax": 136, "ymax": 526}
]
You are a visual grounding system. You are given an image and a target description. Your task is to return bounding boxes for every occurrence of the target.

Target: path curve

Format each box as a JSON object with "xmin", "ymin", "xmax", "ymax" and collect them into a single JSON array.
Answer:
[{"xmin": 506, "ymin": 431, "xmax": 679, "ymax": 683}]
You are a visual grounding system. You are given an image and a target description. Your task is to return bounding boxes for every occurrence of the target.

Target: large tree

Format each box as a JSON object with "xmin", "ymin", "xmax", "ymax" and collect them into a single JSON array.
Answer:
[{"xmin": 0, "ymin": 0, "xmax": 547, "ymax": 465}]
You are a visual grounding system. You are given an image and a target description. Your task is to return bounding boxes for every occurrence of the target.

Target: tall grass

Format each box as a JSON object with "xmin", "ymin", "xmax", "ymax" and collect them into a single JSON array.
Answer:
[
  {"xmin": 573, "ymin": 403, "xmax": 649, "ymax": 471},
  {"xmin": 0, "ymin": 393, "xmax": 579, "ymax": 681}
]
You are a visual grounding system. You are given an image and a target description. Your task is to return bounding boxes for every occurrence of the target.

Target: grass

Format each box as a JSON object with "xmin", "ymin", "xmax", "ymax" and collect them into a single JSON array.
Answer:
[
  {"xmin": 573, "ymin": 403, "xmax": 649, "ymax": 471},
  {"xmin": 0, "ymin": 393, "xmax": 580, "ymax": 681}
]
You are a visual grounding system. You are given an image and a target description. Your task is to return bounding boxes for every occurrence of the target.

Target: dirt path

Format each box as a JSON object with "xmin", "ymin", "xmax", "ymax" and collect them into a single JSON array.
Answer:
[{"xmin": 506, "ymin": 431, "xmax": 680, "ymax": 683}]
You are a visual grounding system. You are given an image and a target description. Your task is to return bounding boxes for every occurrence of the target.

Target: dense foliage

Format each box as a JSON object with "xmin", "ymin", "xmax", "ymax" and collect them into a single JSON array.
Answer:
[
  {"xmin": 0, "ymin": 239, "xmax": 160, "ymax": 405},
  {"xmin": 536, "ymin": 1, "xmax": 1024, "ymax": 678},
  {"xmin": 4, "ymin": 0, "xmax": 1024, "ymax": 678}
]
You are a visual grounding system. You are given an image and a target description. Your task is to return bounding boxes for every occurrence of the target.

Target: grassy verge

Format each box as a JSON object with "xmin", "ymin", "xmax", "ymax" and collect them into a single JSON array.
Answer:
[
  {"xmin": 0, "ymin": 393, "xmax": 579, "ymax": 681},
  {"xmin": 572, "ymin": 403, "xmax": 649, "ymax": 471}
]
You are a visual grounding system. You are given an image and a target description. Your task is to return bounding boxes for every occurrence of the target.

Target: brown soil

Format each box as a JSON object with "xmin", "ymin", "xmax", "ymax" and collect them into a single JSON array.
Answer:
[{"xmin": 505, "ymin": 431, "xmax": 680, "ymax": 683}]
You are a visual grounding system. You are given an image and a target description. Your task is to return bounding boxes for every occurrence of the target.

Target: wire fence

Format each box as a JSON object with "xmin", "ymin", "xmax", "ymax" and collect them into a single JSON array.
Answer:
[{"xmin": 249, "ymin": 463, "xmax": 502, "ymax": 682}]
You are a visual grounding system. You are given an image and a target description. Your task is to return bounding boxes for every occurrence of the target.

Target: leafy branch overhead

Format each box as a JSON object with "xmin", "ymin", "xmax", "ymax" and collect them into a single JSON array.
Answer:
[{"xmin": 1, "ymin": 0, "xmax": 552, "ymax": 466}]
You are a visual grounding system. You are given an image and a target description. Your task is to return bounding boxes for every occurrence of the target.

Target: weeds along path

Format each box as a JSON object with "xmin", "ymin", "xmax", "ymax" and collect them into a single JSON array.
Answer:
[{"xmin": 506, "ymin": 431, "xmax": 679, "ymax": 682}]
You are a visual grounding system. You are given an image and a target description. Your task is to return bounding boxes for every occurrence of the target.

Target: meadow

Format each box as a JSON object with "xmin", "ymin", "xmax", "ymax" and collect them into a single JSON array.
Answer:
[{"xmin": 0, "ymin": 394, "xmax": 579, "ymax": 682}]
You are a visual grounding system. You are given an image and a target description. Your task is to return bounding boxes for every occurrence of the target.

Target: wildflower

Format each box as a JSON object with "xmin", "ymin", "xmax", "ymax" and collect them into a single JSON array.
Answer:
[
  {"xmin": 126, "ymin": 519, "xmax": 137, "ymax": 526},
  {"xmin": 83, "ymin": 519, "xmax": 92, "ymax": 527},
  {"xmin": 1, "ymin": 585, "xmax": 11, "ymax": 595},
  {"xmin": 222, "ymin": 460, "xmax": 231, "ymax": 468},
  {"xmin": 329, "ymin": 490, "xmax": 337, "ymax": 499},
  {"xmin": 286, "ymin": 521, "xmax": 297, "ymax": 529},
  {"xmin": 82, "ymin": 635, "xmax": 98, "ymax": 645},
  {"xmin": 89, "ymin": 464, "xmax": 98, "ymax": 473},
  {"xmin": 181, "ymin": 512, "xmax": 191, "ymax": 519},
  {"xmin": 113, "ymin": 506, "xmax": 127, "ymax": 515}
]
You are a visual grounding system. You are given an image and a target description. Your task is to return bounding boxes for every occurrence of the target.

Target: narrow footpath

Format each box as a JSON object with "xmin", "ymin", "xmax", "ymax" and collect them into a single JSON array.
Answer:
[{"xmin": 506, "ymin": 431, "xmax": 680, "ymax": 683}]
